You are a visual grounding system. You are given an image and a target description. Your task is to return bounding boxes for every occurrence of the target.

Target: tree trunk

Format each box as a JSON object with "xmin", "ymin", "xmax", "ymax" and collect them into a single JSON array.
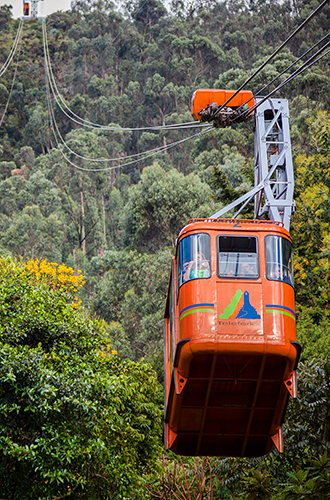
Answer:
[
  {"xmin": 80, "ymin": 191, "xmax": 86, "ymax": 253},
  {"xmin": 101, "ymin": 194, "xmax": 107, "ymax": 255}
]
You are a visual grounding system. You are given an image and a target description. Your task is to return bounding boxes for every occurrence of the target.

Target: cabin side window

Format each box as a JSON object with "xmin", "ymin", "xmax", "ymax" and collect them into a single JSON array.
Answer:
[
  {"xmin": 218, "ymin": 236, "xmax": 259, "ymax": 278},
  {"xmin": 179, "ymin": 233, "xmax": 211, "ymax": 286},
  {"xmin": 265, "ymin": 235, "xmax": 293, "ymax": 286}
]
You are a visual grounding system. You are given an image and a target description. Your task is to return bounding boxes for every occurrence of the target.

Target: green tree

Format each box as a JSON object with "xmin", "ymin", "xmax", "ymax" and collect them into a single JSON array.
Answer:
[
  {"xmin": 0, "ymin": 205, "xmax": 65, "ymax": 262},
  {"xmin": 121, "ymin": 162, "xmax": 217, "ymax": 252},
  {"xmin": 0, "ymin": 256, "xmax": 161, "ymax": 499},
  {"xmin": 90, "ymin": 247, "xmax": 172, "ymax": 373},
  {"xmin": 292, "ymin": 111, "xmax": 330, "ymax": 308}
]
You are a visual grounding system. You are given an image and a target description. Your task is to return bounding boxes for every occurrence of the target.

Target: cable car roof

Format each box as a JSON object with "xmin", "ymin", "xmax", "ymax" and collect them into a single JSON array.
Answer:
[{"xmin": 178, "ymin": 218, "xmax": 291, "ymax": 241}]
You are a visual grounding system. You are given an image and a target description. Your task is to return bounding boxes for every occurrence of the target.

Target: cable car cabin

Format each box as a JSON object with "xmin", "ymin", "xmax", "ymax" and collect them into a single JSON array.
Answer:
[
  {"xmin": 164, "ymin": 218, "xmax": 301, "ymax": 458},
  {"xmin": 23, "ymin": 2, "xmax": 30, "ymax": 16},
  {"xmin": 191, "ymin": 89, "xmax": 255, "ymax": 121}
]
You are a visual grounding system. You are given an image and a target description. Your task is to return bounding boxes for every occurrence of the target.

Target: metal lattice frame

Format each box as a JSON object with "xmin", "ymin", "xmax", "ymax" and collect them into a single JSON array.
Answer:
[
  {"xmin": 31, "ymin": 1, "xmax": 38, "ymax": 17},
  {"xmin": 210, "ymin": 98, "xmax": 295, "ymax": 232}
]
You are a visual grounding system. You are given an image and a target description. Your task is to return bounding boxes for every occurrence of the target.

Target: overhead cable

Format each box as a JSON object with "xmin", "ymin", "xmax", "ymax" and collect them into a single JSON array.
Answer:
[
  {"xmin": 46, "ymin": 69, "xmax": 212, "ymax": 164},
  {"xmin": 241, "ymin": 43, "xmax": 330, "ymax": 120},
  {"xmin": 48, "ymin": 96, "xmax": 214, "ymax": 172},
  {"xmin": 0, "ymin": 19, "xmax": 24, "ymax": 78},
  {"xmin": 42, "ymin": 20, "xmax": 208, "ymax": 132},
  {"xmin": 236, "ymin": 31, "xmax": 330, "ymax": 113},
  {"xmin": 215, "ymin": 0, "xmax": 330, "ymax": 113},
  {"xmin": 43, "ymin": 23, "xmax": 215, "ymax": 170},
  {"xmin": 43, "ymin": 25, "xmax": 212, "ymax": 165},
  {"xmin": 255, "ymin": 31, "xmax": 330, "ymax": 96},
  {"xmin": 0, "ymin": 21, "xmax": 23, "ymax": 127}
]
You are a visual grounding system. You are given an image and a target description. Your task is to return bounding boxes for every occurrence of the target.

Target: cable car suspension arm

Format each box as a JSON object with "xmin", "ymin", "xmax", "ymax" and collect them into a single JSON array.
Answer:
[{"xmin": 210, "ymin": 98, "xmax": 294, "ymax": 232}]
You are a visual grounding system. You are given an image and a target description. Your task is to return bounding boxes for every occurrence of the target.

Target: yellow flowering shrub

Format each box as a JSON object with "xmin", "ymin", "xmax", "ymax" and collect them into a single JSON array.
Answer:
[{"xmin": 24, "ymin": 258, "xmax": 85, "ymax": 307}]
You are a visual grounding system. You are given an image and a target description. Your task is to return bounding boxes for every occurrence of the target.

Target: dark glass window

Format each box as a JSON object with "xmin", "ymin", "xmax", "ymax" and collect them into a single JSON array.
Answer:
[
  {"xmin": 265, "ymin": 235, "xmax": 293, "ymax": 286},
  {"xmin": 218, "ymin": 236, "xmax": 259, "ymax": 278},
  {"xmin": 179, "ymin": 233, "xmax": 211, "ymax": 286}
]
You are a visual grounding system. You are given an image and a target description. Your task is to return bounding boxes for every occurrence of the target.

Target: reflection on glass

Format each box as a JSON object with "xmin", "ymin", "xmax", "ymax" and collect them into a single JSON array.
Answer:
[
  {"xmin": 218, "ymin": 236, "xmax": 259, "ymax": 278},
  {"xmin": 265, "ymin": 235, "xmax": 293, "ymax": 286},
  {"xmin": 179, "ymin": 233, "xmax": 211, "ymax": 285}
]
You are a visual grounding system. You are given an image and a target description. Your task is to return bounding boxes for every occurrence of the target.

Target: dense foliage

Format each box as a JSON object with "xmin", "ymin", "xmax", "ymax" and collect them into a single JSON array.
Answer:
[
  {"xmin": 0, "ymin": 257, "xmax": 161, "ymax": 498},
  {"xmin": 1, "ymin": 0, "xmax": 330, "ymax": 497}
]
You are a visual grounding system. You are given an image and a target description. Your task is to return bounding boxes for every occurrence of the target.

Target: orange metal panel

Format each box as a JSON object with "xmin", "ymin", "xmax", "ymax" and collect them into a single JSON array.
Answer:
[{"xmin": 191, "ymin": 89, "xmax": 255, "ymax": 120}]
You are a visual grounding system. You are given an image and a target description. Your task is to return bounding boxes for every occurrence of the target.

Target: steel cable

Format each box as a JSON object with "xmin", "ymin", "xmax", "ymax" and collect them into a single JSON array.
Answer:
[
  {"xmin": 255, "ymin": 31, "xmax": 330, "ymax": 97},
  {"xmin": 43, "ymin": 20, "xmax": 208, "ymax": 132},
  {"xmin": 0, "ymin": 21, "xmax": 23, "ymax": 127},
  {"xmin": 43, "ymin": 22, "xmax": 212, "ymax": 164},
  {"xmin": 0, "ymin": 19, "xmax": 24, "ymax": 78},
  {"xmin": 229, "ymin": 31, "xmax": 330, "ymax": 116},
  {"xmin": 213, "ymin": 0, "xmax": 330, "ymax": 113},
  {"xmin": 43, "ymin": 24, "xmax": 215, "ymax": 170},
  {"xmin": 48, "ymin": 91, "xmax": 214, "ymax": 172},
  {"xmin": 240, "ymin": 42, "xmax": 330, "ymax": 121}
]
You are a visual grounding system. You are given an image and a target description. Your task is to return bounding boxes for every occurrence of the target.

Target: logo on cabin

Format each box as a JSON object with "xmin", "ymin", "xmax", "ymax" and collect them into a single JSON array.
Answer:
[{"xmin": 219, "ymin": 290, "xmax": 260, "ymax": 320}]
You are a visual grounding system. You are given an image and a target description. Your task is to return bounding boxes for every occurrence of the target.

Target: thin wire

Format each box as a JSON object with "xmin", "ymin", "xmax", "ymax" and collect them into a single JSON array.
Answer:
[
  {"xmin": 256, "ymin": 31, "xmax": 330, "ymax": 96},
  {"xmin": 214, "ymin": 0, "xmax": 330, "ymax": 113},
  {"xmin": 228, "ymin": 38, "xmax": 330, "ymax": 125},
  {"xmin": 49, "ymin": 99, "xmax": 214, "ymax": 172},
  {"xmin": 43, "ymin": 22, "xmax": 210, "ymax": 164},
  {"xmin": 43, "ymin": 20, "xmax": 208, "ymax": 132},
  {"xmin": 0, "ymin": 21, "xmax": 23, "ymax": 127},
  {"xmin": 243, "ymin": 45, "xmax": 330, "ymax": 119},
  {"xmin": 47, "ymin": 72, "xmax": 211, "ymax": 163},
  {"xmin": 43, "ymin": 24, "xmax": 215, "ymax": 170},
  {"xmin": 0, "ymin": 19, "xmax": 23, "ymax": 78},
  {"xmin": 235, "ymin": 31, "xmax": 330, "ymax": 113}
]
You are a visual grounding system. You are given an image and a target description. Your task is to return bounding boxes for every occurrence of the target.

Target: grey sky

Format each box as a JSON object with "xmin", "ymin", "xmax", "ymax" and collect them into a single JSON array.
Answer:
[{"xmin": 0, "ymin": 0, "xmax": 71, "ymax": 18}]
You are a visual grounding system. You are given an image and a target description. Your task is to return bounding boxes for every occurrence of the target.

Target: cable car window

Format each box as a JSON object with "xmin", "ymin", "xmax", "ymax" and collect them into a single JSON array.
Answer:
[
  {"xmin": 218, "ymin": 236, "xmax": 259, "ymax": 278},
  {"xmin": 179, "ymin": 233, "xmax": 211, "ymax": 285},
  {"xmin": 265, "ymin": 236, "xmax": 293, "ymax": 286}
]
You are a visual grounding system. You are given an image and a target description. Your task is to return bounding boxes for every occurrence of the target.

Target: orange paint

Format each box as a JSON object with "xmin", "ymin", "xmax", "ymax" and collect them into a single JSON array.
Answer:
[{"xmin": 191, "ymin": 89, "xmax": 255, "ymax": 120}]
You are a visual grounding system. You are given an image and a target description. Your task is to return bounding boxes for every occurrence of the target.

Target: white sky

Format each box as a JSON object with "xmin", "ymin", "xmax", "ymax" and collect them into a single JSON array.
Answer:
[{"xmin": 0, "ymin": 0, "xmax": 72, "ymax": 18}]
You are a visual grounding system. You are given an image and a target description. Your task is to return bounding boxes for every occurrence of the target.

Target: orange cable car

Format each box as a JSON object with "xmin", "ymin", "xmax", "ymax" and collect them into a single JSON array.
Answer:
[
  {"xmin": 191, "ymin": 89, "xmax": 255, "ymax": 120},
  {"xmin": 23, "ymin": 2, "xmax": 30, "ymax": 16},
  {"xmin": 164, "ymin": 218, "xmax": 301, "ymax": 457}
]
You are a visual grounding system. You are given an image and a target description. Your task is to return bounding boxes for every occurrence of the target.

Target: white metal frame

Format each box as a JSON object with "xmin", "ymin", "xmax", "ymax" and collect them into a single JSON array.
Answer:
[{"xmin": 210, "ymin": 98, "xmax": 295, "ymax": 232}]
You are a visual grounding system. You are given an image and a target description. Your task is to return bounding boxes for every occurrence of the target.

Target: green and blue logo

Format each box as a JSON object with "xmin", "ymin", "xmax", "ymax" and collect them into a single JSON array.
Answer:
[{"xmin": 219, "ymin": 290, "xmax": 260, "ymax": 320}]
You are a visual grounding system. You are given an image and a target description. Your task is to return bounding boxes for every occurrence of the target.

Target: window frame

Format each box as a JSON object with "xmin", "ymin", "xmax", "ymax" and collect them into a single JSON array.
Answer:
[
  {"xmin": 216, "ymin": 234, "xmax": 260, "ymax": 280},
  {"xmin": 265, "ymin": 234, "xmax": 294, "ymax": 287},
  {"xmin": 178, "ymin": 232, "xmax": 211, "ymax": 288}
]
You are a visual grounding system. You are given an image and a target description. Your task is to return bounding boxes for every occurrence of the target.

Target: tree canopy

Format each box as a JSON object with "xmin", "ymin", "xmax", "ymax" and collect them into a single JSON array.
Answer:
[{"xmin": 0, "ymin": 257, "xmax": 161, "ymax": 498}]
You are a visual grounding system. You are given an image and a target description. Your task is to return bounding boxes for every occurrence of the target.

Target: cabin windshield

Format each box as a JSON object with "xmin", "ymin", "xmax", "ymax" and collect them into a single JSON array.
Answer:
[
  {"xmin": 265, "ymin": 235, "xmax": 293, "ymax": 286},
  {"xmin": 179, "ymin": 233, "xmax": 211, "ymax": 285},
  {"xmin": 218, "ymin": 236, "xmax": 259, "ymax": 278}
]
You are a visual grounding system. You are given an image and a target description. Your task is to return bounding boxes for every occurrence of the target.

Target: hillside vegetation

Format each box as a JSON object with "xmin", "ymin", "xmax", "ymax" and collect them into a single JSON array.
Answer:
[{"xmin": 0, "ymin": 0, "xmax": 330, "ymax": 498}]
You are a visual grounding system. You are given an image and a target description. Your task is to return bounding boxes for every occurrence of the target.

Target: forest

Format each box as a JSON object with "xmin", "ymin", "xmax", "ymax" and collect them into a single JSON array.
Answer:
[{"xmin": 0, "ymin": 0, "xmax": 330, "ymax": 497}]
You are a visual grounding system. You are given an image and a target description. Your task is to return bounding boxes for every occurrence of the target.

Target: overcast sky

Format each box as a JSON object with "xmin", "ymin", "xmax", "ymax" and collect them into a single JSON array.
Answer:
[{"xmin": 0, "ymin": 0, "xmax": 71, "ymax": 18}]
